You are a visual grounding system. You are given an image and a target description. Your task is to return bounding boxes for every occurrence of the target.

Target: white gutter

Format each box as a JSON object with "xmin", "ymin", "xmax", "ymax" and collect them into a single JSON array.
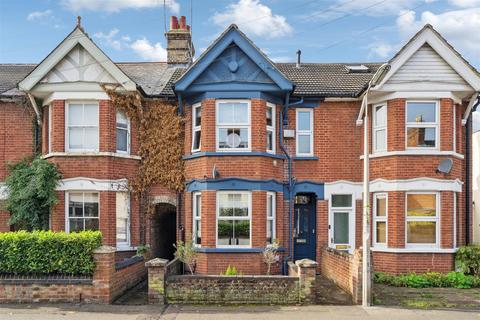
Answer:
[
  {"xmin": 27, "ymin": 93, "xmax": 42, "ymax": 125},
  {"xmin": 462, "ymin": 92, "xmax": 479, "ymax": 126}
]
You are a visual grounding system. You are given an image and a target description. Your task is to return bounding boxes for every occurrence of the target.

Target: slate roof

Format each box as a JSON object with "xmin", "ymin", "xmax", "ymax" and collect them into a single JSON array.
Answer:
[{"xmin": 0, "ymin": 64, "xmax": 36, "ymax": 96}]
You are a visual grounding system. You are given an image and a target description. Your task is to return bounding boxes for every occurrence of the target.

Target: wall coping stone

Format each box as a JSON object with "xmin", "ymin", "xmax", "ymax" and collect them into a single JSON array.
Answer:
[
  {"xmin": 93, "ymin": 245, "xmax": 116, "ymax": 254},
  {"xmin": 115, "ymin": 255, "xmax": 144, "ymax": 271},
  {"xmin": 295, "ymin": 259, "xmax": 318, "ymax": 268},
  {"xmin": 145, "ymin": 258, "xmax": 169, "ymax": 267}
]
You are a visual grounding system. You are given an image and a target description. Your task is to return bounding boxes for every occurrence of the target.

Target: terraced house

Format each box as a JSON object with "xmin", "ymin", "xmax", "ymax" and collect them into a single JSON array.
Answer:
[{"xmin": 0, "ymin": 16, "xmax": 479, "ymax": 280}]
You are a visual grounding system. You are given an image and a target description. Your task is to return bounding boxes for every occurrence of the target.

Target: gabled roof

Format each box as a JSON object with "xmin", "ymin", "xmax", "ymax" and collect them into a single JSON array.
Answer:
[
  {"xmin": 378, "ymin": 24, "xmax": 480, "ymax": 91},
  {"xmin": 18, "ymin": 26, "xmax": 136, "ymax": 92},
  {"xmin": 175, "ymin": 24, "xmax": 293, "ymax": 93}
]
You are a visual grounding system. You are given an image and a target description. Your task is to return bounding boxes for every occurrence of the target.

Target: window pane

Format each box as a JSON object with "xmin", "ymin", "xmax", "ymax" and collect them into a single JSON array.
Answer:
[
  {"xmin": 407, "ymin": 194, "xmax": 436, "ymax": 217},
  {"xmin": 267, "ymin": 220, "xmax": 273, "ymax": 243},
  {"xmin": 267, "ymin": 130, "xmax": 273, "ymax": 151},
  {"xmin": 116, "ymin": 192, "xmax": 129, "ymax": 219},
  {"xmin": 266, "ymin": 107, "xmax": 273, "ymax": 127},
  {"xmin": 116, "ymin": 218, "xmax": 128, "ymax": 242},
  {"xmin": 193, "ymin": 130, "xmax": 201, "ymax": 150},
  {"xmin": 407, "ymin": 221, "xmax": 436, "ymax": 243},
  {"xmin": 84, "ymin": 193, "xmax": 99, "ymax": 217},
  {"xmin": 218, "ymin": 128, "xmax": 248, "ymax": 149},
  {"xmin": 69, "ymin": 193, "xmax": 83, "ymax": 217},
  {"xmin": 376, "ymin": 221, "xmax": 386, "ymax": 243},
  {"xmin": 375, "ymin": 129, "xmax": 386, "ymax": 151},
  {"xmin": 218, "ymin": 103, "xmax": 248, "ymax": 124},
  {"xmin": 68, "ymin": 104, "xmax": 83, "ymax": 126},
  {"xmin": 376, "ymin": 197, "xmax": 386, "ymax": 216},
  {"xmin": 84, "ymin": 127, "xmax": 99, "ymax": 150},
  {"xmin": 375, "ymin": 105, "xmax": 386, "ymax": 127},
  {"xmin": 267, "ymin": 195, "xmax": 273, "ymax": 217},
  {"xmin": 83, "ymin": 104, "xmax": 99, "ymax": 126},
  {"xmin": 407, "ymin": 102, "xmax": 436, "ymax": 123},
  {"xmin": 84, "ymin": 218, "xmax": 99, "ymax": 231},
  {"xmin": 195, "ymin": 194, "xmax": 201, "ymax": 217},
  {"xmin": 69, "ymin": 218, "xmax": 84, "ymax": 232},
  {"xmin": 297, "ymin": 111, "xmax": 311, "ymax": 131},
  {"xmin": 333, "ymin": 212, "xmax": 349, "ymax": 244},
  {"xmin": 68, "ymin": 127, "xmax": 83, "ymax": 149},
  {"xmin": 297, "ymin": 135, "xmax": 311, "ymax": 154},
  {"xmin": 407, "ymin": 127, "xmax": 436, "ymax": 147},
  {"xmin": 116, "ymin": 111, "xmax": 128, "ymax": 126},
  {"xmin": 194, "ymin": 107, "xmax": 201, "ymax": 127},
  {"xmin": 218, "ymin": 220, "xmax": 233, "ymax": 245},
  {"xmin": 116, "ymin": 128, "xmax": 128, "ymax": 152},
  {"xmin": 332, "ymin": 195, "xmax": 352, "ymax": 208},
  {"xmin": 235, "ymin": 220, "xmax": 250, "ymax": 245},
  {"xmin": 195, "ymin": 220, "xmax": 201, "ymax": 245}
]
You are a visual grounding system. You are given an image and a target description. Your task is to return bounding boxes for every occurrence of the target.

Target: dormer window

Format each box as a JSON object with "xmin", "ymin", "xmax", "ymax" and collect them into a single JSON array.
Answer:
[
  {"xmin": 66, "ymin": 102, "xmax": 99, "ymax": 152},
  {"xmin": 216, "ymin": 100, "xmax": 251, "ymax": 151},
  {"xmin": 406, "ymin": 101, "xmax": 438, "ymax": 149}
]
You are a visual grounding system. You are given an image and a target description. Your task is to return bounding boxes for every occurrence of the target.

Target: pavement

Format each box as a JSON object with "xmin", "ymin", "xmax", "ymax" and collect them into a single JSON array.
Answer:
[{"xmin": 0, "ymin": 304, "xmax": 479, "ymax": 320}]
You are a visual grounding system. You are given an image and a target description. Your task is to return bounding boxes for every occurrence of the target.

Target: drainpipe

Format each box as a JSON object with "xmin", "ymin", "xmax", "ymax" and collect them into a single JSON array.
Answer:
[
  {"xmin": 465, "ymin": 96, "xmax": 479, "ymax": 245},
  {"xmin": 280, "ymin": 94, "xmax": 303, "ymax": 274},
  {"xmin": 27, "ymin": 93, "xmax": 42, "ymax": 153}
]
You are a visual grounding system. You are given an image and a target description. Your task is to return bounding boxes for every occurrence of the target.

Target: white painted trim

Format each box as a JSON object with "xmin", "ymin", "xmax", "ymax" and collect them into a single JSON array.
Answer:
[
  {"xmin": 405, "ymin": 192, "xmax": 440, "ymax": 249},
  {"xmin": 453, "ymin": 103, "xmax": 456, "ymax": 153},
  {"xmin": 57, "ymin": 177, "xmax": 128, "ymax": 191},
  {"xmin": 324, "ymin": 178, "xmax": 463, "ymax": 194},
  {"xmin": 372, "ymin": 103, "xmax": 387, "ymax": 153},
  {"xmin": 373, "ymin": 193, "xmax": 388, "ymax": 247},
  {"xmin": 266, "ymin": 191, "xmax": 276, "ymax": 244},
  {"xmin": 65, "ymin": 191, "xmax": 100, "ymax": 234},
  {"xmin": 328, "ymin": 193, "xmax": 355, "ymax": 254},
  {"xmin": 377, "ymin": 27, "xmax": 480, "ymax": 91},
  {"xmin": 48, "ymin": 104, "xmax": 52, "ymax": 153},
  {"xmin": 405, "ymin": 100, "xmax": 439, "ymax": 150},
  {"xmin": 0, "ymin": 183, "xmax": 7, "ymax": 200},
  {"xmin": 368, "ymin": 92, "xmax": 462, "ymax": 105},
  {"xmin": 324, "ymin": 97, "xmax": 361, "ymax": 102},
  {"xmin": 462, "ymin": 92, "xmax": 479, "ymax": 125},
  {"xmin": 266, "ymin": 102, "xmax": 276, "ymax": 154},
  {"xmin": 215, "ymin": 100, "xmax": 251, "ymax": 152},
  {"xmin": 216, "ymin": 190, "xmax": 252, "ymax": 248},
  {"xmin": 42, "ymin": 152, "xmax": 141, "ymax": 160},
  {"xmin": 65, "ymin": 101, "xmax": 100, "ymax": 152},
  {"xmin": 191, "ymin": 103, "xmax": 202, "ymax": 153},
  {"xmin": 116, "ymin": 191, "xmax": 131, "ymax": 249},
  {"xmin": 360, "ymin": 150, "xmax": 464, "ymax": 159},
  {"xmin": 192, "ymin": 191, "xmax": 202, "ymax": 248},
  {"xmin": 371, "ymin": 247, "xmax": 458, "ymax": 253},
  {"xmin": 453, "ymin": 192, "xmax": 457, "ymax": 248},
  {"xmin": 43, "ymin": 92, "xmax": 110, "ymax": 106},
  {"xmin": 296, "ymin": 108, "xmax": 314, "ymax": 157}
]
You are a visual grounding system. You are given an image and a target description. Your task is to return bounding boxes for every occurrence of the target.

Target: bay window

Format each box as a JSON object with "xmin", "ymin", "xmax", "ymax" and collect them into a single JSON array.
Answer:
[
  {"xmin": 217, "ymin": 191, "xmax": 251, "ymax": 247},
  {"xmin": 373, "ymin": 193, "xmax": 387, "ymax": 246},
  {"xmin": 193, "ymin": 192, "xmax": 201, "ymax": 247},
  {"xmin": 67, "ymin": 102, "xmax": 99, "ymax": 151},
  {"xmin": 67, "ymin": 192, "xmax": 99, "ymax": 232},
  {"xmin": 216, "ymin": 101, "xmax": 250, "ymax": 151},
  {"xmin": 266, "ymin": 192, "xmax": 276, "ymax": 244},
  {"xmin": 329, "ymin": 194, "xmax": 353, "ymax": 251},
  {"xmin": 406, "ymin": 193, "xmax": 439, "ymax": 247},
  {"xmin": 192, "ymin": 103, "xmax": 201, "ymax": 152},
  {"xmin": 373, "ymin": 104, "xmax": 387, "ymax": 152},
  {"xmin": 296, "ymin": 109, "xmax": 313, "ymax": 156},
  {"xmin": 116, "ymin": 110, "xmax": 129, "ymax": 153},
  {"xmin": 406, "ymin": 101, "xmax": 438, "ymax": 148},
  {"xmin": 116, "ymin": 192, "xmax": 130, "ymax": 248},
  {"xmin": 266, "ymin": 103, "xmax": 275, "ymax": 153}
]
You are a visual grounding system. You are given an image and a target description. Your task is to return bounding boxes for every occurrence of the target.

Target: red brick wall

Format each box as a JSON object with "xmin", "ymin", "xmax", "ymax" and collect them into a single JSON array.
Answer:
[{"xmin": 372, "ymin": 252, "xmax": 454, "ymax": 274}]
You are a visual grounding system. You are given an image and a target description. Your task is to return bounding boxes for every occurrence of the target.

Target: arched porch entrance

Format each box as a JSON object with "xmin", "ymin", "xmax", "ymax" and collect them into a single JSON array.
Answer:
[{"xmin": 150, "ymin": 202, "xmax": 177, "ymax": 260}]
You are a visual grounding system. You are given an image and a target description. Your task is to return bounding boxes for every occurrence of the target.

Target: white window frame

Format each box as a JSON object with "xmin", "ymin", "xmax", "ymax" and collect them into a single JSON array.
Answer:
[
  {"xmin": 216, "ymin": 191, "xmax": 252, "ymax": 248},
  {"xmin": 191, "ymin": 103, "xmax": 202, "ymax": 153},
  {"xmin": 373, "ymin": 193, "xmax": 388, "ymax": 247},
  {"xmin": 405, "ymin": 100, "xmax": 439, "ymax": 150},
  {"xmin": 215, "ymin": 100, "xmax": 251, "ymax": 152},
  {"xmin": 328, "ymin": 194, "xmax": 355, "ymax": 253},
  {"xmin": 405, "ymin": 192, "xmax": 440, "ymax": 249},
  {"xmin": 48, "ymin": 104, "xmax": 52, "ymax": 153},
  {"xmin": 296, "ymin": 108, "xmax": 314, "ymax": 157},
  {"xmin": 65, "ymin": 101, "xmax": 99, "ymax": 152},
  {"xmin": 266, "ymin": 103, "xmax": 276, "ymax": 154},
  {"xmin": 266, "ymin": 192, "xmax": 276, "ymax": 245},
  {"xmin": 373, "ymin": 104, "xmax": 387, "ymax": 153},
  {"xmin": 192, "ymin": 192, "xmax": 202, "ymax": 247},
  {"xmin": 65, "ymin": 191, "xmax": 100, "ymax": 233},
  {"xmin": 116, "ymin": 192, "xmax": 131, "ymax": 249},
  {"xmin": 116, "ymin": 110, "xmax": 130, "ymax": 154}
]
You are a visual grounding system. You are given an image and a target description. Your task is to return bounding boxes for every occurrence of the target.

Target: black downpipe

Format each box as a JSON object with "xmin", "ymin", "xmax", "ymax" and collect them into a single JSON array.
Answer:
[{"xmin": 466, "ymin": 98, "xmax": 479, "ymax": 245}]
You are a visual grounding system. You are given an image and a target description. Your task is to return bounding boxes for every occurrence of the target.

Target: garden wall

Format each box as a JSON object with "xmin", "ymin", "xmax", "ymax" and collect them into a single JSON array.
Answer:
[
  {"xmin": 0, "ymin": 246, "xmax": 146, "ymax": 303},
  {"xmin": 320, "ymin": 247, "xmax": 362, "ymax": 304}
]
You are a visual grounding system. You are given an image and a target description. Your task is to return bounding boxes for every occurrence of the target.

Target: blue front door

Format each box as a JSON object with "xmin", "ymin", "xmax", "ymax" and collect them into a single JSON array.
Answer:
[{"xmin": 293, "ymin": 195, "xmax": 316, "ymax": 261}]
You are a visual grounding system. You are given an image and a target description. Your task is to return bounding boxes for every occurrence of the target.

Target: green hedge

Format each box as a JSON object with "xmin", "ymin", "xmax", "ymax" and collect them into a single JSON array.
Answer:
[
  {"xmin": 0, "ymin": 231, "xmax": 102, "ymax": 275},
  {"xmin": 456, "ymin": 245, "xmax": 480, "ymax": 276},
  {"xmin": 374, "ymin": 271, "xmax": 480, "ymax": 289}
]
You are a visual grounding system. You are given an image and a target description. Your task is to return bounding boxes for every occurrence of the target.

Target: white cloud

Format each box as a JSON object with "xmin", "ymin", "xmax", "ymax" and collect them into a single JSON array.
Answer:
[
  {"xmin": 212, "ymin": 0, "xmax": 292, "ymax": 39},
  {"xmin": 94, "ymin": 29, "xmax": 126, "ymax": 50},
  {"xmin": 396, "ymin": 8, "xmax": 480, "ymax": 64},
  {"xmin": 27, "ymin": 9, "xmax": 53, "ymax": 21},
  {"xmin": 62, "ymin": 0, "xmax": 180, "ymax": 14},
  {"xmin": 448, "ymin": 0, "xmax": 480, "ymax": 8},
  {"xmin": 368, "ymin": 42, "xmax": 396, "ymax": 59},
  {"xmin": 131, "ymin": 38, "xmax": 167, "ymax": 61}
]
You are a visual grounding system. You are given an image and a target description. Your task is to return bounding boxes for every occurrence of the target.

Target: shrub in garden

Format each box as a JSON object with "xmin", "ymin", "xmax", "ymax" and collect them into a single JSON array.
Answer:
[
  {"xmin": 374, "ymin": 271, "xmax": 479, "ymax": 289},
  {"xmin": 455, "ymin": 245, "xmax": 480, "ymax": 276},
  {"xmin": 222, "ymin": 265, "xmax": 240, "ymax": 276},
  {"xmin": 0, "ymin": 231, "xmax": 102, "ymax": 275},
  {"xmin": 174, "ymin": 240, "xmax": 197, "ymax": 275}
]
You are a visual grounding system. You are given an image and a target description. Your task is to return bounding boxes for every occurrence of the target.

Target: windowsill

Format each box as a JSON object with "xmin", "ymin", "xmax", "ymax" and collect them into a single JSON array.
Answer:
[
  {"xmin": 195, "ymin": 247, "xmax": 286, "ymax": 253},
  {"xmin": 116, "ymin": 245, "xmax": 137, "ymax": 252},
  {"xmin": 361, "ymin": 150, "xmax": 464, "ymax": 159},
  {"xmin": 43, "ymin": 152, "xmax": 141, "ymax": 160},
  {"xmin": 293, "ymin": 156, "xmax": 318, "ymax": 160},
  {"xmin": 371, "ymin": 247, "xmax": 457, "ymax": 253},
  {"xmin": 183, "ymin": 151, "xmax": 286, "ymax": 160}
]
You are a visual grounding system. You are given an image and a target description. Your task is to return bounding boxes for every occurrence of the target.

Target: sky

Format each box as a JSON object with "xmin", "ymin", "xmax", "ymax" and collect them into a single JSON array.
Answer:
[{"xmin": 0, "ymin": 0, "xmax": 479, "ymax": 130}]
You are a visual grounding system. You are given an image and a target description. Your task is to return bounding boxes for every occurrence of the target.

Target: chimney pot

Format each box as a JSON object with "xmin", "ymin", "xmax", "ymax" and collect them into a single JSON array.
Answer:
[
  {"xmin": 170, "ymin": 16, "xmax": 179, "ymax": 30},
  {"xmin": 296, "ymin": 49, "xmax": 302, "ymax": 68},
  {"xmin": 180, "ymin": 16, "xmax": 187, "ymax": 29}
]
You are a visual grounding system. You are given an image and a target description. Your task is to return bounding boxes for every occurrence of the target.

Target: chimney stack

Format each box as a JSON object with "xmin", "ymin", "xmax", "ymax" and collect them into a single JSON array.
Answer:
[{"xmin": 166, "ymin": 16, "xmax": 195, "ymax": 66}]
